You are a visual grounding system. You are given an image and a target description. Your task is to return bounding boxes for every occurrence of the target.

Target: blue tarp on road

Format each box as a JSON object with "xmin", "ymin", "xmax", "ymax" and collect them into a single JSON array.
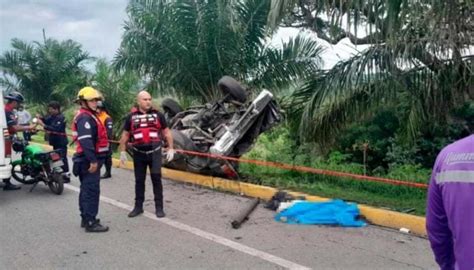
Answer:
[{"xmin": 275, "ymin": 199, "xmax": 366, "ymax": 227}]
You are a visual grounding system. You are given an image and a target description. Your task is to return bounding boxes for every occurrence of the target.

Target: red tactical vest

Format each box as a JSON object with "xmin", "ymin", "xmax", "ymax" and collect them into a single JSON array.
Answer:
[
  {"xmin": 72, "ymin": 108, "xmax": 109, "ymax": 154},
  {"xmin": 129, "ymin": 107, "xmax": 162, "ymax": 146}
]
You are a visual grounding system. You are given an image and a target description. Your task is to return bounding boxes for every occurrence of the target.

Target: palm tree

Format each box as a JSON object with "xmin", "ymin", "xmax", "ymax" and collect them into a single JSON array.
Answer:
[
  {"xmin": 114, "ymin": 0, "xmax": 324, "ymax": 102},
  {"xmin": 268, "ymin": 0, "xmax": 473, "ymax": 145},
  {"xmin": 0, "ymin": 36, "xmax": 91, "ymax": 105},
  {"xmin": 91, "ymin": 59, "xmax": 140, "ymax": 138}
]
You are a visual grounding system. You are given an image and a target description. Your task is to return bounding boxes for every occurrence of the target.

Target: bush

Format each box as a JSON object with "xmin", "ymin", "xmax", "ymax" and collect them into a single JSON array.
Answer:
[{"xmin": 239, "ymin": 124, "xmax": 428, "ymax": 215}]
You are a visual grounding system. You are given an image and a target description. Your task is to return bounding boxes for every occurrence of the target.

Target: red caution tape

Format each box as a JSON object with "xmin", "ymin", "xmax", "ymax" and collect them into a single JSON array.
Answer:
[{"xmin": 36, "ymin": 129, "xmax": 428, "ymax": 189}]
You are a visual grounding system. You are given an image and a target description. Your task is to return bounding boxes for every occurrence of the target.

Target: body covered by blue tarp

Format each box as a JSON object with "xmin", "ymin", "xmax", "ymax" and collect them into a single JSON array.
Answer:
[{"xmin": 275, "ymin": 199, "xmax": 366, "ymax": 227}]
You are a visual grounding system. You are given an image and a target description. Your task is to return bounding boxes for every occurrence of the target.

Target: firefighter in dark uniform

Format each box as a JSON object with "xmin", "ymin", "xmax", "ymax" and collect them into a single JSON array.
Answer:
[
  {"xmin": 119, "ymin": 90, "xmax": 174, "ymax": 218},
  {"xmin": 3, "ymin": 91, "xmax": 36, "ymax": 191},
  {"xmin": 97, "ymin": 101, "xmax": 113, "ymax": 179},
  {"xmin": 72, "ymin": 87, "xmax": 110, "ymax": 232},
  {"xmin": 36, "ymin": 101, "xmax": 70, "ymax": 182}
]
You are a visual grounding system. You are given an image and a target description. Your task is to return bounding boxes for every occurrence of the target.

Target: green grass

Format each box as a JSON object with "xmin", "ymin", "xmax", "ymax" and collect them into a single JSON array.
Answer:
[
  {"xmin": 239, "ymin": 167, "xmax": 427, "ymax": 215},
  {"xmin": 30, "ymin": 129, "xmax": 428, "ymax": 216},
  {"xmin": 238, "ymin": 128, "xmax": 430, "ymax": 216}
]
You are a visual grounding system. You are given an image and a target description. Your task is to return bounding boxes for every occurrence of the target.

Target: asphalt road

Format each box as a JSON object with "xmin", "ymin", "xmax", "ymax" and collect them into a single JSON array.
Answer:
[{"xmin": 0, "ymin": 162, "xmax": 437, "ymax": 269}]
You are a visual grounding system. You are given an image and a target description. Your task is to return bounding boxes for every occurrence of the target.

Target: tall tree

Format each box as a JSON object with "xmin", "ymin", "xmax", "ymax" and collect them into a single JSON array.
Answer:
[
  {"xmin": 0, "ymin": 36, "xmax": 91, "ymax": 105},
  {"xmin": 91, "ymin": 59, "xmax": 139, "ymax": 138},
  {"xmin": 268, "ymin": 0, "xmax": 473, "ymax": 144},
  {"xmin": 114, "ymin": 0, "xmax": 324, "ymax": 102}
]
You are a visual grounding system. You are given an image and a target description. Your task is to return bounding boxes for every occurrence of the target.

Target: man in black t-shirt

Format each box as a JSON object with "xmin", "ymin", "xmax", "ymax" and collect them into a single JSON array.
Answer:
[{"xmin": 119, "ymin": 90, "xmax": 174, "ymax": 218}]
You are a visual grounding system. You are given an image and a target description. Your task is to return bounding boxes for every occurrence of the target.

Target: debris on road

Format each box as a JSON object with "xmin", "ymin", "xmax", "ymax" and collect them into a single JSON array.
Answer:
[{"xmin": 231, "ymin": 198, "xmax": 260, "ymax": 229}]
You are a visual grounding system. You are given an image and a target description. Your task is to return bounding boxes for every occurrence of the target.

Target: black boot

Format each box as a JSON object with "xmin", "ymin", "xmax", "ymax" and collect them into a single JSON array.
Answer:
[
  {"xmin": 3, "ymin": 181, "xmax": 21, "ymax": 191},
  {"xmin": 85, "ymin": 220, "xmax": 109, "ymax": 233},
  {"xmin": 100, "ymin": 172, "xmax": 111, "ymax": 179},
  {"xmin": 81, "ymin": 218, "xmax": 100, "ymax": 228},
  {"xmin": 155, "ymin": 208, "xmax": 165, "ymax": 218},
  {"xmin": 128, "ymin": 206, "xmax": 144, "ymax": 218}
]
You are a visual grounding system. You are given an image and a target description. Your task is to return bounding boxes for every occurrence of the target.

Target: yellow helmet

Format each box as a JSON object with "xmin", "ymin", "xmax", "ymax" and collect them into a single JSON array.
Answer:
[{"xmin": 77, "ymin": 87, "xmax": 102, "ymax": 101}]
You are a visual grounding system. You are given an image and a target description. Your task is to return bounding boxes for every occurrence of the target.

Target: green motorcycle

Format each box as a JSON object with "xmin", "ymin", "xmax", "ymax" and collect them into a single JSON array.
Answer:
[{"xmin": 11, "ymin": 139, "xmax": 64, "ymax": 195}]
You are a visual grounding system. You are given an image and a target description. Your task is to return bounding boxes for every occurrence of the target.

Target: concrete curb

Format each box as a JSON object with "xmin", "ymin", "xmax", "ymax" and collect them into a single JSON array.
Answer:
[{"xmin": 37, "ymin": 143, "xmax": 427, "ymax": 236}]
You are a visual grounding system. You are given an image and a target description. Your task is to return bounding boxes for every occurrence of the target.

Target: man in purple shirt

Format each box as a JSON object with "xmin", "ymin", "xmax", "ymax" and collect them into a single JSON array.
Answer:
[{"xmin": 427, "ymin": 133, "xmax": 474, "ymax": 270}]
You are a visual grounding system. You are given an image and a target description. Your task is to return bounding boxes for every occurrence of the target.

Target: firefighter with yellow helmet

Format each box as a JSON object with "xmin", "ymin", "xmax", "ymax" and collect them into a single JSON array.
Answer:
[{"xmin": 72, "ymin": 86, "xmax": 110, "ymax": 233}]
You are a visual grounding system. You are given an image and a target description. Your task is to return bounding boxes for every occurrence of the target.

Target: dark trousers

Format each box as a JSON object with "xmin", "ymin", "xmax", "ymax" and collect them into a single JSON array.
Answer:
[
  {"xmin": 132, "ymin": 150, "xmax": 163, "ymax": 210},
  {"xmin": 103, "ymin": 154, "xmax": 112, "ymax": 174},
  {"xmin": 75, "ymin": 160, "xmax": 103, "ymax": 222},
  {"xmin": 53, "ymin": 144, "xmax": 69, "ymax": 173}
]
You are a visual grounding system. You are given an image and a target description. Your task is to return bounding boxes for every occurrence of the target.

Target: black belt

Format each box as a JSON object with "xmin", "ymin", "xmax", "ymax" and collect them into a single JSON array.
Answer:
[{"xmin": 132, "ymin": 145, "xmax": 161, "ymax": 155}]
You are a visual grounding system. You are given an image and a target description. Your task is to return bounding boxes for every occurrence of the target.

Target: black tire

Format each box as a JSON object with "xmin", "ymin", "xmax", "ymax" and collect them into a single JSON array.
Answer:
[
  {"xmin": 48, "ymin": 173, "xmax": 64, "ymax": 195},
  {"xmin": 218, "ymin": 76, "xmax": 247, "ymax": 103},
  {"xmin": 162, "ymin": 98, "xmax": 183, "ymax": 117},
  {"xmin": 11, "ymin": 163, "xmax": 35, "ymax": 184}
]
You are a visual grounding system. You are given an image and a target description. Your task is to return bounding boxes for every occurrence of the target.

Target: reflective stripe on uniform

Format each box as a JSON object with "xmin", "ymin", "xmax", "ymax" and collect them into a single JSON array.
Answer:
[
  {"xmin": 435, "ymin": 170, "xmax": 474, "ymax": 184},
  {"xmin": 98, "ymin": 147, "xmax": 109, "ymax": 152},
  {"xmin": 77, "ymin": 135, "xmax": 92, "ymax": 140}
]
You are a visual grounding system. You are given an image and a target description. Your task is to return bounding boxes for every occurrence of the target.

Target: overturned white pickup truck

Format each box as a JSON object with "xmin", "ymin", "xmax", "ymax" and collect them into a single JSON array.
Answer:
[{"xmin": 161, "ymin": 76, "xmax": 281, "ymax": 178}]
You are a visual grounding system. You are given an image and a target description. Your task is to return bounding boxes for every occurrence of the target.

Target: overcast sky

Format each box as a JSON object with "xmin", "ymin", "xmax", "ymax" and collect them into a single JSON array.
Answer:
[
  {"xmin": 0, "ymin": 0, "xmax": 366, "ymax": 70},
  {"xmin": 0, "ymin": 0, "xmax": 128, "ymax": 60}
]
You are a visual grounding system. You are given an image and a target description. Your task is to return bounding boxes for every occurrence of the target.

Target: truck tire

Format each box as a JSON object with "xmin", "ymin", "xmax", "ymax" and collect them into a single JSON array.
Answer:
[
  {"xmin": 162, "ymin": 98, "xmax": 183, "ymax": 117},
  {"xmin": 218, "ymin": 76, "xmax": 247, "ymax": 103}
]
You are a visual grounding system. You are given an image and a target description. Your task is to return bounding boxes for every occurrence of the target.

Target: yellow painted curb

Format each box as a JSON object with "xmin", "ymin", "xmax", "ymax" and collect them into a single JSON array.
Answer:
[{"xmin": 33, "ymin": 143, "xmax": 427, "ymax": 236}]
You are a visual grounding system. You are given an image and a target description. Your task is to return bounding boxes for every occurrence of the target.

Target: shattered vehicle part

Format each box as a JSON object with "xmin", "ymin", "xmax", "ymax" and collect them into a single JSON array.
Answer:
[
  {"xmin": 162, "ymin": 76, "xmax": 282, "ymax": 178},
  {"xmin": 231, "ymin": 198, "xmax": 260, "ymax": 229}
]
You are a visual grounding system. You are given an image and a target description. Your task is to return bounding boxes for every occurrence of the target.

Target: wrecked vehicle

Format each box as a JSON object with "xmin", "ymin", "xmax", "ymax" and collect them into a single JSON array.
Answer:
[{"xmin": 161, "ymin": 76, "xmax": 282, "ymax": 178}]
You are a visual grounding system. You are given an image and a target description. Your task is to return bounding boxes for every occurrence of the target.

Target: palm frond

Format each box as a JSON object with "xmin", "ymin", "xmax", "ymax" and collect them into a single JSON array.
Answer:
[
  {"xmin": 115, "ymin": 0, "xmax": 324, "ymax": 102},
  {"xmin": 290, "ymin": 43, "xmax": 473, "ymax": 145},
  {"xmin": 252, "ymin": 35, "xmax": 324, "ymax": 91}
]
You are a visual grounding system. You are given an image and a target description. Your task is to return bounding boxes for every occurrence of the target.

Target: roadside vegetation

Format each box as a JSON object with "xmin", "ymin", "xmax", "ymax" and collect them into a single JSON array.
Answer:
[{"xmin": 1, "ymin": 0, "xmax": 472, "ymax": 216}]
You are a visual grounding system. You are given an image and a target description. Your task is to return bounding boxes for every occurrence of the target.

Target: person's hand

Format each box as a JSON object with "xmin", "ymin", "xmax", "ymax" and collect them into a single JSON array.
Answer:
[
  {"xmin": 120, "ymin": 151, "xmax": 128, "ymax": 166},
  {"xmin": 165, "ymin": 148, "xmax": 175, "ymax": 162},
  {"xmin": 34, "ymin": 118, "xmax": 44, "ymax": 127},
  {"xmin": 29, "ymin": 124, "xmax": 37, "ymax": 131},
  {"xmin": 88, "ymin": 162, "xmax": 98, "ymax": 173}
]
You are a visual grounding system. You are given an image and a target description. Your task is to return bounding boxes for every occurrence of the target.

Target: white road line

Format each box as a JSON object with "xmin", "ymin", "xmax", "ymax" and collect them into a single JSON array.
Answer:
[{"xmin": 65, "ymin": 184, "xmax": 311, "ymax": 270}]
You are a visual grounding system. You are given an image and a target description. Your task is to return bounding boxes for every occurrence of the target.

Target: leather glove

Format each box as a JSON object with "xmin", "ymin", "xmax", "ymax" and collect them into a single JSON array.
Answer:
[
  {"xmin": 165, "ymin": 148, "xmax": 175, "ymax": 162},
  {"xmin": 120, "ymin": 151, "xmax": 128, "ymax": 165}
]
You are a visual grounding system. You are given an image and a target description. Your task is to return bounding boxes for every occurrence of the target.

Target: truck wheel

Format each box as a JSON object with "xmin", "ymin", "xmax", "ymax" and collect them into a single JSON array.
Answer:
[
  {"xmin": 218, "ymin": 76, "xmax": 247, "ymax": 103},
  {"xmin": 162, "ymin": 98, "xmax": 183, "ymax": 117}
]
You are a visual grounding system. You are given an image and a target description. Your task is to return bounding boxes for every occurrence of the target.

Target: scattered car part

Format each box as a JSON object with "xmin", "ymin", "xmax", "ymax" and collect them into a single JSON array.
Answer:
[{"xmin": 231, "ymin": 198, "xmax": 260, "ymax": 229}]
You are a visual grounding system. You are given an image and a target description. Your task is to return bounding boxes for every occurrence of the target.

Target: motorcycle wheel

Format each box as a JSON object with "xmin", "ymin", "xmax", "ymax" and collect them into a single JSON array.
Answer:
[
  {"xmin": 11, "ymin": 163, "xmax": 36, "ymax": 184},
  {"xmin": 48, "ymin": 173, "xmax": 64, "ymax": 195}
]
